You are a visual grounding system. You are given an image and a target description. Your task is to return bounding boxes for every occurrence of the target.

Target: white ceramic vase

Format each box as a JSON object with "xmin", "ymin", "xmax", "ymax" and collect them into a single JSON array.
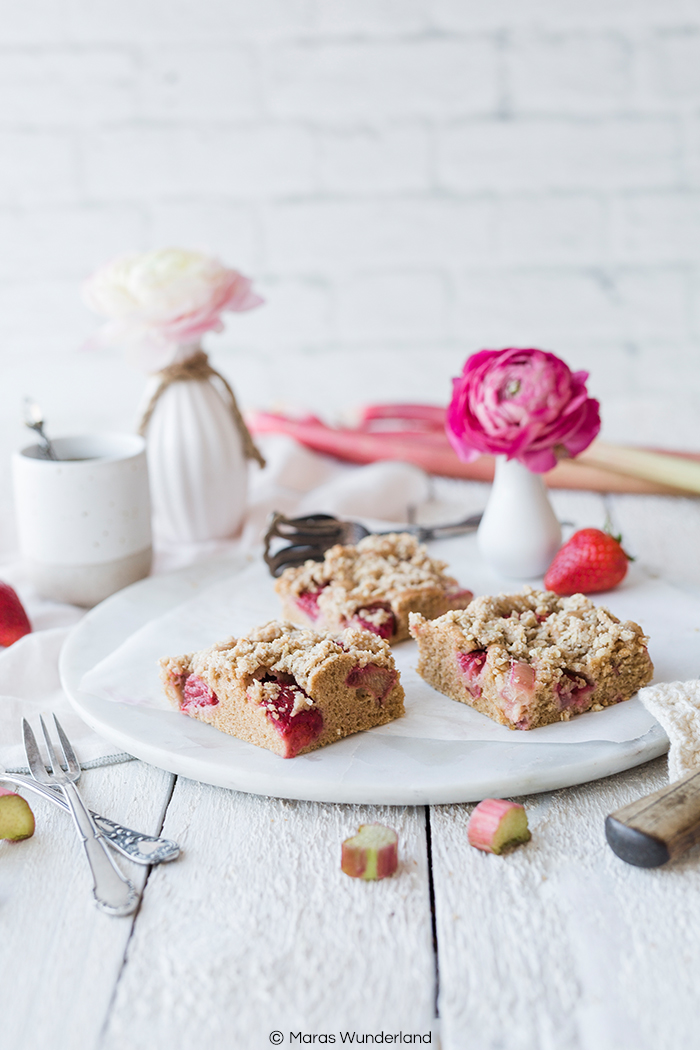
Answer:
[
  {"xmin": 477, "ymin": 456, "xmax": 562, "ymax": 578},
  {"xmin": 142, "ymin": 350, "xmax": 249, "ymax": 544}
]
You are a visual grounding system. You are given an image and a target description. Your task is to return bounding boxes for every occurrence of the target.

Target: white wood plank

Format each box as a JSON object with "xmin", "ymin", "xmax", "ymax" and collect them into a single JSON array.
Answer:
[
  {"xmin": 607, "ymin": 494, "xmax": 700, "ymax": 588},
  {"xmin": 431, "ymin": 757, "xmax": 700, "ymax": 1050},
  {"xmin": 548, "ymin": 489, "xmax": 609, "ymax": 533},
  {"xmin": 0, "ymin": 760, "xmax": 174, "ymax": 1050},
  {"xmin": 423, "ymin": 477, "xmax": 490, "ymax": 524},
  {"xmin": 101, "ymin": 781, "xmax": 436, "ymax": 1048}
]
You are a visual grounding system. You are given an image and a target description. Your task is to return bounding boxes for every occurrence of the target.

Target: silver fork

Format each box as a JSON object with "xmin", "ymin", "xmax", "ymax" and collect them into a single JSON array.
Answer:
[
  {"xmin": 23, "ymin": 716, "xmax": 139, "ymax": 917},
  {"xmin": 0, "ymin": 763, "xmax": 180, "ymax": 866},
  {"xmin": 14, "ymin": 723, "xmax": 179, "ymax": 865}
]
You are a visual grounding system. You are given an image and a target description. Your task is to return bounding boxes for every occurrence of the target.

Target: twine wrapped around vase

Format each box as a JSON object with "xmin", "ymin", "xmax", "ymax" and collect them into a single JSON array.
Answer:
[{"xmin": 137, "ymin": 349, "xmax": 265, "ymax": 468}]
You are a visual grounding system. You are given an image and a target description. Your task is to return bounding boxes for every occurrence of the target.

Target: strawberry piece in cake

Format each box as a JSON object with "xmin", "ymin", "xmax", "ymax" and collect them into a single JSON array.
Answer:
[
  {"xmin": 409, "ymin": 587, "xmax": 653, "ymax": 730},
  {"xmin": 160, "ymin": 620, "xmax": 405, "ymax": 758},
  {"xmin": 275, "ymin": 532, "xmax": 473, "ymax": 645}
]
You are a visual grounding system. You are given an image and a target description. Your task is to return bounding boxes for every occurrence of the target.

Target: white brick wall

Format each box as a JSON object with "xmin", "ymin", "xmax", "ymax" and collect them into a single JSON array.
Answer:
[{"xmin": 2, "ymin": 0, "xmax": 700, "ymax": 546}]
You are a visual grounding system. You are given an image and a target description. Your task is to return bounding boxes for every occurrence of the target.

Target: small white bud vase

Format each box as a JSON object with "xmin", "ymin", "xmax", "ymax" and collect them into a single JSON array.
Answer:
[
  {"xmin": 139, "ymin": 344, "xmax": 264, "ymax": 544},
  {"xmin": 477, "ymin": 456, "xmax": 562, "ymax": 578}
]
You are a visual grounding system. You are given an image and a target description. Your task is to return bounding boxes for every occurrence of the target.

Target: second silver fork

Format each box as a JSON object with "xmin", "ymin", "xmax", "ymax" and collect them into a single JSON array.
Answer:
[
  {"xmin": 0, "ymin": 765, "xmax": 179, "ymax": 866},
  {"xmin": 23, "ymin": 716, "xmax": 140, "ymax": 917}
]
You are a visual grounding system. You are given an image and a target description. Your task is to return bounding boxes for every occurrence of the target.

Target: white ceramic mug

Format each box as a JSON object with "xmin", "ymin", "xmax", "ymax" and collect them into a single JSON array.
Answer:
[{"xmin": 12, "ymin": 433, "xmax": 153, "ymax": 607}]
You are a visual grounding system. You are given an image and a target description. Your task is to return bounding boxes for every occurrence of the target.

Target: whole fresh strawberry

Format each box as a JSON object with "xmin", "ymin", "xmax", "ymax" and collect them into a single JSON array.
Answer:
[
  {"xmin": 0, "ymin": 582, "xmax": 31, "ymax": 647},
  {"xmin": 544, "ymin": 528, "xmax": 630, "ymax": 596}
]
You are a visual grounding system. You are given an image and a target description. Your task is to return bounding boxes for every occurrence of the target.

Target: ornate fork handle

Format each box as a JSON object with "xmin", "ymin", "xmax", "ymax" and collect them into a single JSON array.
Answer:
[
  {"xmin": 0, "ymin": 771, "xmax": 179, "ymax": 865},
  {"xmin": 90, "ymin": 813, "xmax": 180, "ymax": 865},
  {"xmin": 59, "ymin": 778, "xmax": 140, "ymax": 917}
]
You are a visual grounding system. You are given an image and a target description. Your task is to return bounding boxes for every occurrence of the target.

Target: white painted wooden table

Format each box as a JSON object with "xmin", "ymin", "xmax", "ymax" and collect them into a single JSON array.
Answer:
[{"xmin": 2, "ymin": 483, "xmax": 700, "ymax": 1050}]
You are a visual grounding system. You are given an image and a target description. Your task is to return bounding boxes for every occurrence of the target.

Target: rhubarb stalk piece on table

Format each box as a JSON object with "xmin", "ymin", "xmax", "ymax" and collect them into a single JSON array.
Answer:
[
  {"xmin": 0, "ymin": 788, "xmax": 35, "ymax": 841},
  {"xmin": 467, "ymin": 800, "xmax": 530, "ymax": 855},
  {"xmin": 341, "ymin": 824, "xmax": 399, "ymax": 880}
]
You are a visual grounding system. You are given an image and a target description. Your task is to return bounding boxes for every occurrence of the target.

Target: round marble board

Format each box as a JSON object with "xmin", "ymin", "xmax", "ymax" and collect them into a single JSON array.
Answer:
[{"xmin": 59, "ymin": 544, "xmax": 677, "ymax": 805}]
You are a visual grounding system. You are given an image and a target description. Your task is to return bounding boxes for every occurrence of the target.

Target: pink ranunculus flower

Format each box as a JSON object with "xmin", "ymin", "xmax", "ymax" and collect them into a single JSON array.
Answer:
[
  {"xmin": 82, "ymin": 248, "xmax": 264, "ymax": 371},
  {"xmin": 446, "ymin": 348, "xmax": 601, "ymax": 473}
]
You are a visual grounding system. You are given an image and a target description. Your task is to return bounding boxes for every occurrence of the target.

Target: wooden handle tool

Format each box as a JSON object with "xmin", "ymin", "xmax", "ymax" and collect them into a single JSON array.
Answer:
[{"xmin": 606, "ymin": 768, "xmax": 700, "ymax": 867}]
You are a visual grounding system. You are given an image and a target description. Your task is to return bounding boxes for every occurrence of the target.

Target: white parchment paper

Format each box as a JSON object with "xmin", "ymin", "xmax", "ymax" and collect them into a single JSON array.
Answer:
[{"xmin": 79, "ymin": 560, "xmax": 700, "ymax": 746}]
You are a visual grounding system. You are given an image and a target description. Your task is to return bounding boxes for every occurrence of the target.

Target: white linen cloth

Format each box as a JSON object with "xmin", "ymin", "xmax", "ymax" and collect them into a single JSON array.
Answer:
[{"xmin": 0, "ymin": 436, "xmax": 433, "ymax": 770}]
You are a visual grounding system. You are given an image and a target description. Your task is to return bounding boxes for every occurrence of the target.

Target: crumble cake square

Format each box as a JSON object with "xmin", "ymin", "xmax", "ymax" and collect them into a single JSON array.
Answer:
[
  {"xmin": 275, "ymin": 532, "xmax": 473, "ymax": 645},
  {"xmin": 160, "ymin": 620, "xmax": 405, "ymax": 758},
  {"xmin": 409, "ymin": 587, "xmax": 653, "ymax": 730}
]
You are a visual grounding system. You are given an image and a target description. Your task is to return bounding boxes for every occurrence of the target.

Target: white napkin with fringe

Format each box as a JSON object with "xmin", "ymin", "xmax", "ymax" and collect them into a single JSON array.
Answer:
[{"xmin": 639, "ymin": 682, "xmax": 700, "ymax": 781}]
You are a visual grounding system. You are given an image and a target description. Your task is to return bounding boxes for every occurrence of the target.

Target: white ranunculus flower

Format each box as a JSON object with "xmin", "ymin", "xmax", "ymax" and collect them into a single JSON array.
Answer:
[{"xmin": 83, "ymin": 248, "xmax": 263, "ymax": 371}]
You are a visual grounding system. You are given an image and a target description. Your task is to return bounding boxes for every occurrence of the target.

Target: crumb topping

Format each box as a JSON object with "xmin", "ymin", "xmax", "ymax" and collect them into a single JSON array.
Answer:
[
  {"xmin": 409, "ymin": 586, "xmax": 649, "ymax": 686},
  {"xmin": 357, "ymin": 605, "xmax": 392, "ymax": 627},
  {"xmin": 186, "ymin": 620, "xmax": 394, "ymax": 690},
  {"xmin": 246, "ymin": 678, "xmax": 313, "ymax": 718},
  {"xmin": 276, "ymin": 532, "xmax": 461, "ymax": 620}
]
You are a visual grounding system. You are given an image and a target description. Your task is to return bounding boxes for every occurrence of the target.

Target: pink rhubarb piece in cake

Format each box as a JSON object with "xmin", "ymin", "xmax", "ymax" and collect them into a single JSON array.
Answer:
[
  {"xmin": 160, "ymin": 620, "xmax": 405, "ymax": 758},
  {"xmin": 275, "ymin": 532, "xmax": 473, "ymax": 645},
  {"xmin": 409, "ymin": 587, "xmax": 653, "ymax": 730}
]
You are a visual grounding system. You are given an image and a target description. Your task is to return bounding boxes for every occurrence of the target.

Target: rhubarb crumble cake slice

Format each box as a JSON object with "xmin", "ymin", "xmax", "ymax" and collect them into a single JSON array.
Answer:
[
  {"xmin": 274, "ymin": 532, "xmax": 473, "ymax": 645},
  {"xmin": 159, "ymin": 620, "xmax": 405, "ymax": 758},
  {"xmin": 409, "ymin": 588, "xmax": 653, "ymax": 731}
]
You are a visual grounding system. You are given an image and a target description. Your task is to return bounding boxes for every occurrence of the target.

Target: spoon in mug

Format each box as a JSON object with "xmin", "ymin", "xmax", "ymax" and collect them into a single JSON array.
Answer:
[{"xmin": 23, "ymin": 398, "xmax": 59, "ymax": 460}]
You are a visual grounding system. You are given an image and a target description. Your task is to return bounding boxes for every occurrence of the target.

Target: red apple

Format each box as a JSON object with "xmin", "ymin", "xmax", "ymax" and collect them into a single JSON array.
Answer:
[{"xmin": 0, "ymin": 582, "xmax": 31, "ymax": 647}]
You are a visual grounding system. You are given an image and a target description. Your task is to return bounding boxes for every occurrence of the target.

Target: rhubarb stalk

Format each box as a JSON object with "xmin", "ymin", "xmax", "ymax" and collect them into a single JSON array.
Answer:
[{"xmin": 467, "ymin": 799, "xmax": 531, "ymax": 855}]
